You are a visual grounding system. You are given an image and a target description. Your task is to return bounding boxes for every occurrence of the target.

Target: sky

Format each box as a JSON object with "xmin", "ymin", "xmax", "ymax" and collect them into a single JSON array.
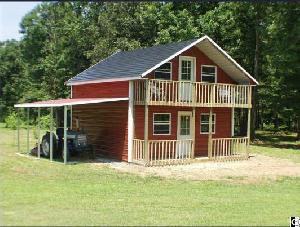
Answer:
[{"xmin": 0, "ymin": 2, "xmax": 41, "ymax": 41}]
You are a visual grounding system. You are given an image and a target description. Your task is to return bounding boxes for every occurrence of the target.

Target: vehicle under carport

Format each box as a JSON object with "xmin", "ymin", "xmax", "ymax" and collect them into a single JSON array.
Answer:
[{"xmin": 14, "ymin": 97, "xmax": 128, "ymax": 164}]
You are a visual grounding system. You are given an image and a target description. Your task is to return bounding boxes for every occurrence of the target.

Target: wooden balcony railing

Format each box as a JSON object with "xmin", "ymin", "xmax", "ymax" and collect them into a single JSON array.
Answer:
[
  {"xmin": 211, "ymin": 137, "xmax": 249, "ymax": 161},
  {"xmin": 134, "ymin": 79, "xmax": 252, "ymax": 108},
  {"xmin": 133, "ymin": 139, "xmax": 193, "ymax": 166}
]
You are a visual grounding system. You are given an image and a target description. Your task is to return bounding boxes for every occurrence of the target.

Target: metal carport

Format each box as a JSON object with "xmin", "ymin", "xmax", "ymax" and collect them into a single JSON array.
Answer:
[{"xmin": 14, "ymin": 97, "xmax": 128, "ymax": 164}]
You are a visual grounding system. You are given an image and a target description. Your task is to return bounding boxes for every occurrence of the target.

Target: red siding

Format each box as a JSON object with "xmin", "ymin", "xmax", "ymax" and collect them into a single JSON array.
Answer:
[
  {"xmin": 195, "ymin": 108, "xmax": 232, "ymax": 156},
  {"xmin": 146, "ymin": 46, "xmax": 236, "ymax": 84},
  {"xmin": 134, "ymin": 106, "xmax": 232, "ymax": 157},
  {"xmin": 72, "ymin": 101, "xmax": 128, "ymax": 161},
  {"xmin": 72, "ymin": 81, "xmax": 129, "ymax": 99}
]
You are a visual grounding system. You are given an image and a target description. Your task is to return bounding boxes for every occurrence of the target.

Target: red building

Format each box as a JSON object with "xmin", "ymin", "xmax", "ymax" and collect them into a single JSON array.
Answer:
[{"xmin": 16, "ymin": 36, "xmax": 258, "ymax": 166}]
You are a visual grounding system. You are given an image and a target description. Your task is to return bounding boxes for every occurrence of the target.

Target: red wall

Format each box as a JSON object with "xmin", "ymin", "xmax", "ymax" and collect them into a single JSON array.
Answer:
[
  {"xmin": 72, "ymin": 101, "xmax": 128, "ymax": 161},
  {"xmin": 72, "ymin": 81, "xmax": 129, "ymax": 98},
  {"xmin": 134, "ymin": 106, "xmax": 232, "ymax": 157},
  {"xmin": 195, "ymin": 107, "xmax": 231, "ymax": 156},
  {"xmin": 147, "ymin": 46, "xmax": 236, "ymax": 84}
]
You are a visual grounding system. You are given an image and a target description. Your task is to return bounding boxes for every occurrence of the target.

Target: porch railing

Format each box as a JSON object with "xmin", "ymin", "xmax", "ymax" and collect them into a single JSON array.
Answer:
[
  {"xmin": 133, "ymin": 137, "xmax": 249, "ymax": 166},
  {"xmin": 134, "ymin": 79, "xmax": 252, "ymax": 108},
  {"xmin": 132, "ymin": 139, "xmax": 145, "ymax": 162},
  {"xmin": 133, "ymin": 139, "xmax": 193, "ymax": 166},
  {"xmin": 211, "ymin": 137, "xmax": 249, "ymax": 161}
]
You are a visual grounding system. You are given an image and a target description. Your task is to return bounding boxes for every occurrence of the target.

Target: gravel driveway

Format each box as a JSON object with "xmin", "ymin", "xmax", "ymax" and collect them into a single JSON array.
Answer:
[{"xmin": 93, "ymin": 154, "xmax": 300, "ymax": 183}]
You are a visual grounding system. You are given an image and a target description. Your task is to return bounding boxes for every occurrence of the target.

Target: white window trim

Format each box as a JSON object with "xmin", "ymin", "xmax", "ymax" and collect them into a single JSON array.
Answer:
[
  {"xmin": 179, "ymin": 56, "xmax": 196, "ymax": 82},
  {"xmin": 200, "ymin": 113, "xmax": 216, "ymax": 134},
  {"xmin": 153, "ymin": 113, "xmax": 171, "ymax": 135},
  {"xmin": 154, "ymin": 62, "xmax": 172, "ymax": 80},
  {"xmin": 201, "ymin": 65, "xmax": 217, "ymax": 83}
]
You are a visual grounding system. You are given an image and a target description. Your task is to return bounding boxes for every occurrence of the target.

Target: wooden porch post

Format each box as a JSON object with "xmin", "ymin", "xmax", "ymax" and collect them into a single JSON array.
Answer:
[
  {"xmin": 128, "ymin": 80, "xmax": 134, "ymax": 163},
  {"xmin": 50, "ymin": 107, "xmax": 53, "ymax": 162},
  {"xmin": 208, "ymin": 83, "xmax": 215, "ymax": 159},
  {"xmin": 27, "ymin": 108, "xmax": 30, "ymax": 154},
  {"xmin": 37, "ymin": 107, "xmax": 41, "ymax": 159},
  {"xmin": 144, "ymin": 80, "xmax": 149, "ymax": 165},
  {"xmin": 246, "ymin": 108, "xmax": 251, "ymax": 157},
  {"xmin": 192, "ymin": 107, "xmax": 196, "ymax": 159},
  {"xmin": 63, "ymin": 105, "xmax": 68, "ymax": 164},
  {"xmin": 231, "ymin": 107, "xmax": 235, "ymax": 137},
  {"xmin": 208, "ymin": 107, "xmax": 213, "ymax": 159}
]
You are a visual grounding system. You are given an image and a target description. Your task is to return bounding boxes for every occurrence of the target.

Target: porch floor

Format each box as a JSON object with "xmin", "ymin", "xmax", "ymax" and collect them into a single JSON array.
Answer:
[{"xmin": 92, "ymin": 154, "xmax": 300, "ymax": 183}]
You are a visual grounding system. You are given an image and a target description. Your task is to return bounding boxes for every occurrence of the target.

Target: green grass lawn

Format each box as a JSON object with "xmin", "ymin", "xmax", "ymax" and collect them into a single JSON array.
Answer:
[
  {"xmin": 252, "ymin": 130, "xmax": 300, "ymax": 163},
  {"xmin": 0, "ymin": 124, "xmax": 299, "ymax": 226}
]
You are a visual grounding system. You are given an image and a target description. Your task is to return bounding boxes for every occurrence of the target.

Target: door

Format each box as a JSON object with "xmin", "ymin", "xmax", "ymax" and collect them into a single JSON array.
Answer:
[
  {"xmin": 179, "ymin": 56, "xmax": 195, "ymax": 102},
  {"xmin": 177, "ymin": 111, "xmax": 193, "ymax": 158}
]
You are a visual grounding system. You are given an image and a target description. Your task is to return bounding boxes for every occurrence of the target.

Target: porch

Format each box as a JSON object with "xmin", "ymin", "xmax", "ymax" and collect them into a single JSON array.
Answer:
[
  {"xmin": 129, "ymin": 76, "xmax": 252, "ymax": 166},
  {"xmin": 132, "ymin": 137, "xmax": 249, "ymax": 166},
  {"xmin": 134, "ymin": 79, "xmax": 253, "ymax": 108}
]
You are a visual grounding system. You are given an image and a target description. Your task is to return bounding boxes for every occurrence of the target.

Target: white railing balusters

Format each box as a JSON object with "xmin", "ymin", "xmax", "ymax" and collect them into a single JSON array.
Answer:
[
  {"xmin": 133, "ymin": 80, "xmax": 252, "ymax": 107},
  {"xmin": 211, "ymin": 137, "xmax": 249, "ymax": 161},
  {"xmin": 133, "ymin": 139, "xmax": 193, "ymax": 166},
  {"xmin": 133, "ymin": 137, "xmax": 248, "ymax": 165}
]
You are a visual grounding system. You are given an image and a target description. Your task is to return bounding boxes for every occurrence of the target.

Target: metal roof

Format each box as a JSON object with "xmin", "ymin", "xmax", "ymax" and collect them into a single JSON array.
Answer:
[
  {"xmin": 66, "ymin": 35, "xmax": 258, "ymax": 86},
  {"xmin": 14, "ymin": 98, "xmax": 128, "ymax": 108}
]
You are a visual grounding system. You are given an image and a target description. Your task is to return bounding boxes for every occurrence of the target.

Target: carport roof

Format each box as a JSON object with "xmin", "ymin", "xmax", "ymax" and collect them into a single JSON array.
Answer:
[{"xmin": 14, "ymin": 97, "xmax": 128, "ymax": 108}]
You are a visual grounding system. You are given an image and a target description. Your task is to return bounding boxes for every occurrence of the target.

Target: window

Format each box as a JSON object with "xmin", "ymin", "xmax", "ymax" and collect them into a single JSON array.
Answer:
[
  {"xmin": 201, "ymin": 65, "xmax": 216, "ymax": 83},
  {"xmin": 153, "ymin": 113, "xmax": 171, "ymax": 135},
  {"xmin": 200, "ymin": 113, "xmax": 216, "ymax": 134},
  {"xmin": 181, "ymin": 60, "xmax": 192, "ymax": 80},
  {"xmin": 154, "ymin": 62, "xmax": 171, "ymax": 80},
  {"xmin": 180, "ymin": 115, "xmax": 191, "ymax": 136}
]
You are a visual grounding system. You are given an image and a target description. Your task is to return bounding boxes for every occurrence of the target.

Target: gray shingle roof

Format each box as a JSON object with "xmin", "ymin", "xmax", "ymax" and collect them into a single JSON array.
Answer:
[{"xmin": 67, "ymin": 38, "xmax": 198, "ymax": 84}]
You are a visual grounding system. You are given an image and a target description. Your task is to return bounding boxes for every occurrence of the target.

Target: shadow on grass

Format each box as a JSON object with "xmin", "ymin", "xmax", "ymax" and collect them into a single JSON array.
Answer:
[
  {"xmin": 253, "ymin": 143, "xmax": 300, "ymax": 150},
  {"xmin": 23, "ymin": 151, "xmax": 121, "ymax": 165},
  {"xmin": 253, "ymin": 131, "xmax": 300, "ymax": 150}
]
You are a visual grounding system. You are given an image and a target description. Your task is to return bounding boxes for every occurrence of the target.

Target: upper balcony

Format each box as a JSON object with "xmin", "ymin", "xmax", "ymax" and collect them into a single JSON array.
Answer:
[{"xmin": 134, "ymin": 79, "xmax": 253, "ymax": 108}]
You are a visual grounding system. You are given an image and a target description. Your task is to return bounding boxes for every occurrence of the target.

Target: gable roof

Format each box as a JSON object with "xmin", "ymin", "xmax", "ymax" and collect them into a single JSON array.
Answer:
[{"xmin": 66, "ymin": 35, "xmax": 258, "ymax": 85}]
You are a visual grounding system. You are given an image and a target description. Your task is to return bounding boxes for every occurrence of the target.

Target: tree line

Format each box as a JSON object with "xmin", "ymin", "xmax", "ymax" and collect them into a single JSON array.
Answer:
[{"xmin": 0, "ymin": 2, "xmax": 299, "ymax": 138}]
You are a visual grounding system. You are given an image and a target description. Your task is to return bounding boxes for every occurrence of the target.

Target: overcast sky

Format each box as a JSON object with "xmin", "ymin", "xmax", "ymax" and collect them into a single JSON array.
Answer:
[{"xmin": 0, "ymin": 2, "xmax": 41, "ymax": 41}]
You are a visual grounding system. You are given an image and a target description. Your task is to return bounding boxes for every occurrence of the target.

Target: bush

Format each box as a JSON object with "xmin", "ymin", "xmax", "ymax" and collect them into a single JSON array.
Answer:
[
  {"xmin": 40, "ymin": 114, "xmax": 55, "ymax": 130},
  {"xmin": 4, "ymin": 112, "xmax": 19, "ymax": 129}
]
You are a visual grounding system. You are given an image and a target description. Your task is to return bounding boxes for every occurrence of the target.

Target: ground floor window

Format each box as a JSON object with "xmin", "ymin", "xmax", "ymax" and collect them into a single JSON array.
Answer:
[
  {"xmin": 153, "ymin": 113, "xmax": 171, "ymax": 135},
  {"xmin": 200, "ymin": 113, "xmax": 216, "ymax": 134}
]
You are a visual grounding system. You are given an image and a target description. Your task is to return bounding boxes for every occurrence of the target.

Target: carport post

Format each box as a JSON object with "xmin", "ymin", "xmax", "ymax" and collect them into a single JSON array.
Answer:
[
  {"xmin": 37, "ymin": 107, "xmax": 41, "ymax": 158},
  {"xmin": 50, "ymin": 107, "xmax": 53, "ymax": 162},
  {"xmin": 63, "ymin": 105, "xmax": 68, "ymax": 164},
  {"xmin": 27, "ymin": 108, "xmax": 30, "ymax": 154}
]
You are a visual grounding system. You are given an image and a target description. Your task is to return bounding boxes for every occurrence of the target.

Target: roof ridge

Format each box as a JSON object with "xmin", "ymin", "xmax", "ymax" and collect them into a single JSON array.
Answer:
[{"xmin": 121, "ymin": 38, "xmax": 199, "ymax": 54}]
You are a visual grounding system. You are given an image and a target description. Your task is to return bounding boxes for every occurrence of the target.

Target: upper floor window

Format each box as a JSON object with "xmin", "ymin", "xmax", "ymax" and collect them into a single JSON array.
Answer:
[
  {"xmin": 201, "ymin": 65, "xmax": 216, "ymax": 83},
  {"xmin": 200, "ymin": 113, "xmax": 216, "ymax": 134},
  {"xmin": 153, "ymin": 113, "xmax": 171, "ymax": 135},
  {"xmin": 180, "ymin": 56, "xmax": 195, "ymax": 81},
  {"xmin": 154, "ymin": 62, "xmax": 171, "ymax": 80},
  {"xmin": 181, "ymin": 60, "xmax": 192, "ymax": 80}
]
